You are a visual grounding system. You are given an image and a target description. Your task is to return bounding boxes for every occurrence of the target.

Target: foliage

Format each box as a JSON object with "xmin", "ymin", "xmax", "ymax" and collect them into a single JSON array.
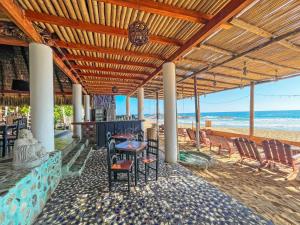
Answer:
[
  {"xmin": 20, "ymin": 105, "xmax": 30, "ymax": 116},
  {"xmin": 54, "ymin": 105, "xmax": 73, "ymax": 125}
]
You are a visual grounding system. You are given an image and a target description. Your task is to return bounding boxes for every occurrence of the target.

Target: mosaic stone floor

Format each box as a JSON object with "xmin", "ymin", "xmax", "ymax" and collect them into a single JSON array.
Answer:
[{"xmin": 35, "ymin": 150, "xmax": 273, "ymax": 225}]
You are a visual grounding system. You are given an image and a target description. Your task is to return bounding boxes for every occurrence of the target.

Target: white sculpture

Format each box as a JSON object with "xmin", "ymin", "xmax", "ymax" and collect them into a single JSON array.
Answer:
[{"xmin": 13, "ymin": 129, "xmax": 49, "ymax": 169}]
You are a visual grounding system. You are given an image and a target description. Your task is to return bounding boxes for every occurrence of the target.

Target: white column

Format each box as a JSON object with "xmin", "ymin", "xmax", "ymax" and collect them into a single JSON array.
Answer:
[
  {"xmin": 138, "ymin": 87, "xmax": 144, "ymax": 129},
  {"xmin": 163, "ymin": 62, "xmax": 177, "ymax": 163},
  {"xmin": 72, "ymin": 84, "xmax": 83, "ymax": 138},
  {"xmin": 84, "ymin": 95, "xmax": 91, "ymax": 121},
  {"xmin": 29, "ymin": 43, "xmax": 54, "ymax": 152},
  {"xmin": 126, "ymin": 96, "xmax": 130, "ymax": 117}
]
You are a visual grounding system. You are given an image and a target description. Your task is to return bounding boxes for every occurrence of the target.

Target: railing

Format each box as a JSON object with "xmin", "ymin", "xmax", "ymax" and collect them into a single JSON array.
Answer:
[{"xmin": 205, "ymin": 129, "xmax": 300, "ymax": 148}]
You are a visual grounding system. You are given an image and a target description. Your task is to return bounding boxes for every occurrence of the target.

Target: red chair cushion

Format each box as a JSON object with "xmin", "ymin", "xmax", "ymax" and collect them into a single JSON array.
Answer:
[
  {"xmin": 142, "ymin": 156, "xmax": 157, "ymax": 164},
  {"xmin": 111, "ymin": 160, "xmax": 133, "ymax": 170}
]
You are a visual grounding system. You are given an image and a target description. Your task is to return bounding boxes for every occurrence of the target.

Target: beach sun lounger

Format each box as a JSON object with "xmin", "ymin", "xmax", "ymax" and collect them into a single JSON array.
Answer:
[
  {"xmin": 234, "ymin": 137, "xmax": 264, "ymax": 168},
  {"xmin": 262, "ymin": 139, "xmax": 300, "ymax": 179}
]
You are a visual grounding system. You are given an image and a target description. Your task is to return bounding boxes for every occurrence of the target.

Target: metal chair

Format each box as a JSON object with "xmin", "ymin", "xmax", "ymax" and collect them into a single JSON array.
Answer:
[
  {"xmin": 107, "ymin": 139, "xmax": 133, "ymax": 192},
  {"xmin": 138, "ymin": 139, "xmax": 159, "ymax": 183}
]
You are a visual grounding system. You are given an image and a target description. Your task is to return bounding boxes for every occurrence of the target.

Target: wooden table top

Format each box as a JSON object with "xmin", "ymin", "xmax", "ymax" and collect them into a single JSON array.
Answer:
[
  {"xmin": 112, "ymin": 134, "xmax": 135, "ymax": 140},
  {"xmin": 115, "ymin": 141, "xmax": 147, "ymax": 153}
]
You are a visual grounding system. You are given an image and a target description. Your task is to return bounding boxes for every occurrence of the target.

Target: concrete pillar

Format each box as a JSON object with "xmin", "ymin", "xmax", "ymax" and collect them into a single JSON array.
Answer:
[
  {"xmin": 163, "ymin": 62, "xmax": 177, "ymax": 163},
  {"xmin": 250, "ymin": 82, "xmax": 255, "ymax": 136},
  {"xmin": 29, "ymin": 43, "xmax": 54, "ymax": 152},
  {"xmin": 73, "ymin": 84, "xmax": 83, "ymax": 138},
  {"xmin": 138, "ymin": 87, "xmax": 144, "ymax": 129},
  {"xmin": 126, "ymin": 96, "xmax": 130, "ymax": 117},
  {"xmin": 84, "ymin": 95, "xmax": 91, "ymax": 121}
]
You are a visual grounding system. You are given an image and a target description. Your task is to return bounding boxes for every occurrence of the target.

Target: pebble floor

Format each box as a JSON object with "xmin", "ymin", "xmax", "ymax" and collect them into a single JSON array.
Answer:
[{"xmin": 35, "ymin": 150, "xmax": 273, "ymax": 225}]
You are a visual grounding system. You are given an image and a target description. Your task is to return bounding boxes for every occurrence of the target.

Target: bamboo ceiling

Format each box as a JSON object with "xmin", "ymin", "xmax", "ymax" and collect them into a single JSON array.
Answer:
[{"xmin": 0, "ymin": 0, "xmax": 299, "ymax": 99}]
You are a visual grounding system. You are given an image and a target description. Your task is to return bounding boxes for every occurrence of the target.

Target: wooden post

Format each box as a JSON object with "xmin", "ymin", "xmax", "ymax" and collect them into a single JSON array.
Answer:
[
  {"xmin": 249, "ymin": 81, "xmax": 255, "ymax": 136},
  {"xmin": 194, "ymin": 76, "xmax": 200, "ymax": 150},
  {"xmin": 156, "ymin": 92, "xmax": 159, "ymax": 140}
]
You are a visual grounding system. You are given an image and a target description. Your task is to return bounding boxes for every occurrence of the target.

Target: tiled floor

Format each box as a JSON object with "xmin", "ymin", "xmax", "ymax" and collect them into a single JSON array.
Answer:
[{"xmin": 35, "ymin": 150, "xmax": 273, "ymax": 225}]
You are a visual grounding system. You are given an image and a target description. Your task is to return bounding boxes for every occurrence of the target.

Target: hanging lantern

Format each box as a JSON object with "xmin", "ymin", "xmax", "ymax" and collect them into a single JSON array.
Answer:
[
  {"xmin": 112, "ymin": 86, "xmax": 118, "ymax": 93},
  {"xmin": 128, "ymin": 21, "xmax": 149, "ymax": 47}
]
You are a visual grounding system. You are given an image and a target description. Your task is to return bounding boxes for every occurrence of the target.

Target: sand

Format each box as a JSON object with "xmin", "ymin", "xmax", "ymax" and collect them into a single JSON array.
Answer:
[{"xmin": 144, "ymin": 120, "xmax": 300, "ymax": 225}]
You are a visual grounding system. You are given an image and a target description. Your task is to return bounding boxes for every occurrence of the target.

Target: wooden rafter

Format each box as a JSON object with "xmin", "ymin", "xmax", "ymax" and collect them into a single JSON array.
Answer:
[
  {"xmin": 65, "ymin": 54, "xmax": 156, "ymax": 69},
  {"xmin": 73, "ymin": 65, "xmax": 150, "ymax": 76},
  {"xmin": 130, "ymin": 0, "xmax": 257, "ymax": 95},
  {"xmin": 52, "ymin": 40, "xmax": 164, "ymax": 61},
  {"xmin": 230, "ymin": 18, "xmax": 300, "ymax": 52},
  {"xmin": 25, "ymin": 10, "xmax": 181, "ymax": 46},
  {"xmin": 0, "ymin": 0, "xmax": 83, "ymax": 91},
  {"xmin": 83, "ymin": 79, "xmax": 141, "ymax": 85},
  {"xmin": 78, "ymin": 72, "xmax": 145, "ymax": 80},
  {"xmin": 0, "ymin": 36, "xmax": 28, "ymax": 46},
  {"xmin": 198, "ymin": 44, "xmax": 300, "ymax": 71},
  {"xmin": 95, "ymin": 0, "xmax": 212, "ymax": 24},
  {"xmin": 176, "ymin": 26, "xmax": 300, "ymax": 91}
]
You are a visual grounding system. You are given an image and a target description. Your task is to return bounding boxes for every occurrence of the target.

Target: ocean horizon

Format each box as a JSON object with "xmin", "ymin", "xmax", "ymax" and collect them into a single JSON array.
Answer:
[{"xmin": 143, "ymin": 109, "xmax": 300, "ymax": 131}]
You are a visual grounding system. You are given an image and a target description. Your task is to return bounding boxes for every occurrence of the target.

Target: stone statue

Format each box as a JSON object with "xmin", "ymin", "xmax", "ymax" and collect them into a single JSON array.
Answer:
[{"xmin": 12, "ymin": 129, "xmax": 49, "ymax": 169}]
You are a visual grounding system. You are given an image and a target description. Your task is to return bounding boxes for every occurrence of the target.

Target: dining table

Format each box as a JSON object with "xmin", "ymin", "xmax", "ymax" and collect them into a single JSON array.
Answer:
[
  {"xmin": 112, "ymin": 133, "xmax": 135, "ymax": 140},
  {"xmin": 115, "ymin": 140, "xmax": 147, "ymax": 186}
]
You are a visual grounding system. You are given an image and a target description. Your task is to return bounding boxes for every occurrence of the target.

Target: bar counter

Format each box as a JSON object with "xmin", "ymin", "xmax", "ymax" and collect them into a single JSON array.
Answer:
[{"xmin": 73, "ymin": 120, "xmax": 143, "ymax": 148}]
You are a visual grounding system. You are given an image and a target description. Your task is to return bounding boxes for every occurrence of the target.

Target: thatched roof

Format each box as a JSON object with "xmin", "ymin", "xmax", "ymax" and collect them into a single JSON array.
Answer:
[
  {"xmin": 0, "ymin": 43, "xmax": 73, "ymax": 105},
  {"xmin": 0, "ymin": 0, "xmax": 299, "ymax": 99}
]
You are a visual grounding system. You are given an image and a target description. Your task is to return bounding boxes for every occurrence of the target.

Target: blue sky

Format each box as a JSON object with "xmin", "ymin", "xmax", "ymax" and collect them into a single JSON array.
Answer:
[{"xmin": 116, "ymin": 76, "xmax": 300, "ymax": 115}]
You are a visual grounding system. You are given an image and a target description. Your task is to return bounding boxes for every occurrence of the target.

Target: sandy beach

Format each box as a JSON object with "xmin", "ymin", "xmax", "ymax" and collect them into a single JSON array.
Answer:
[{"xmin": 144, "ymin": 120, "xmax": 300, "ymax": 225}]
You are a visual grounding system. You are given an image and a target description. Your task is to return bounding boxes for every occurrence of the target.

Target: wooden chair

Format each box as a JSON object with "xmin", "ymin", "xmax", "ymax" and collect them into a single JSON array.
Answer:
[
  {"xmin": 234, "ymin": 137, "xmax": 264, "ymax": 168},
  {"xmin": 206, "ymin": 132, "xmax": 234, "ymax": 157},
  {"xmin": 200, "ymin": 130, "xmax": 210, "ymax": 146},
  {"xmin": 0, "ymin": 125, "xmax": 8, "ymax": 158},
  {"xmin": 7, "ymin": 121, "xmax": 21, "ymax": 151},
  {"xmin": 138, "ymin": 139, "xmax": 159, "ymax": 183},
  {"xmin": 262, "ymin": 139, "xmax": 300, "ymax": 178},
  {"xmin": 186, "ymin": 128, "xmax": 196, "ymax": 142},
  {"xmin": 178, "ymin": 128, "xmax": 187, "ymax": 141},
  {"xmin": 107, "ymin": 139, "xmax": 133, "ymax": 192}
]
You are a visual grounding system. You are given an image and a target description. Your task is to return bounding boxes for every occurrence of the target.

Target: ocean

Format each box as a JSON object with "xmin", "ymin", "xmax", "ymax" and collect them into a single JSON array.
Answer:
[{"xmin": 145, "ymin": 110, "xmax": 300, "ymax": 131}]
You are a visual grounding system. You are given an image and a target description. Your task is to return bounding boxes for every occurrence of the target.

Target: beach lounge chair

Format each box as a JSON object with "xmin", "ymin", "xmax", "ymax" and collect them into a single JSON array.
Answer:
[
  {"xmin": 178, "ymin": 128, "xmax": 187, "ymax": 141},
  {"xmin": 202, "ymin": 130, "xmax": 234, "ymax": 157},
  {"xmin": 234, "ymin": 137, "xmax": 264, "ymax": 168},
  {"xmin": 186, "ymin": 128, "xmax": 196, "ymax": 142},
  {"xmin": 199, "ymin": 130, "xmax": 210, "ymax": 146},
  {"xmin": 262, "ymin": 139, "xmax": 300, "ymax": 179}
]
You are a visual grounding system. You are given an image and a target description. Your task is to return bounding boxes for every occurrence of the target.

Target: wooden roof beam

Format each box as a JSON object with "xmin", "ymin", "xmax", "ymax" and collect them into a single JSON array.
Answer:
[
  {"xmin": 73, "ymin": 65, "xmax": 150, "ymax": 76},
  {"xmin": 197, "ymin": 77, "xmax": 241, "ymax": 86},
  {"xmin": 0, "ymin": 0, "xmax": 85, "ymax": 92},
  {"xmin": 65, "ymin": 54, "xmax": 156, "ymax": 69},
  {"xmin": 83, "ymin": 79, "xmax": 141, "ymax": 85},
  {"xmin": 78, "ymin": 72, "xmax": 145, "ymax": 80},
  {"xmin": 179, "ymin": 58, "xmax": 282, "ymax": 78},
  {"xmin": 52, "ymin": 40, "xmax": 164, "ymax": 61},
  {"xmin": 25, "ymin": 10, "xmax": 181, "ymax": 46},
  {"xmin": 230, "ymin": 18, "xmax": 300, "ymax": 52},
  {"xmin": 197, "ymin": 44, "xmax": 300, "ymax": 71},
  {"xmin": 96, "ymin": 0, "xmax": 212, "ymax": 24},
  {"xmin": 130, "ymin": 0, "xmax": 257, "ymax": 95},
  {"xmin": 0, "ymin": 36, "xmax": 28, "ymax": 46}
]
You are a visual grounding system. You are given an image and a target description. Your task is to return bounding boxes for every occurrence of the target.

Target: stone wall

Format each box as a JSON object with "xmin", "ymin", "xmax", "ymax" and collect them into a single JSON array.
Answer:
[{"xmin": 0, "ymin": 151, "xmax": 61, "ymax": 225}]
